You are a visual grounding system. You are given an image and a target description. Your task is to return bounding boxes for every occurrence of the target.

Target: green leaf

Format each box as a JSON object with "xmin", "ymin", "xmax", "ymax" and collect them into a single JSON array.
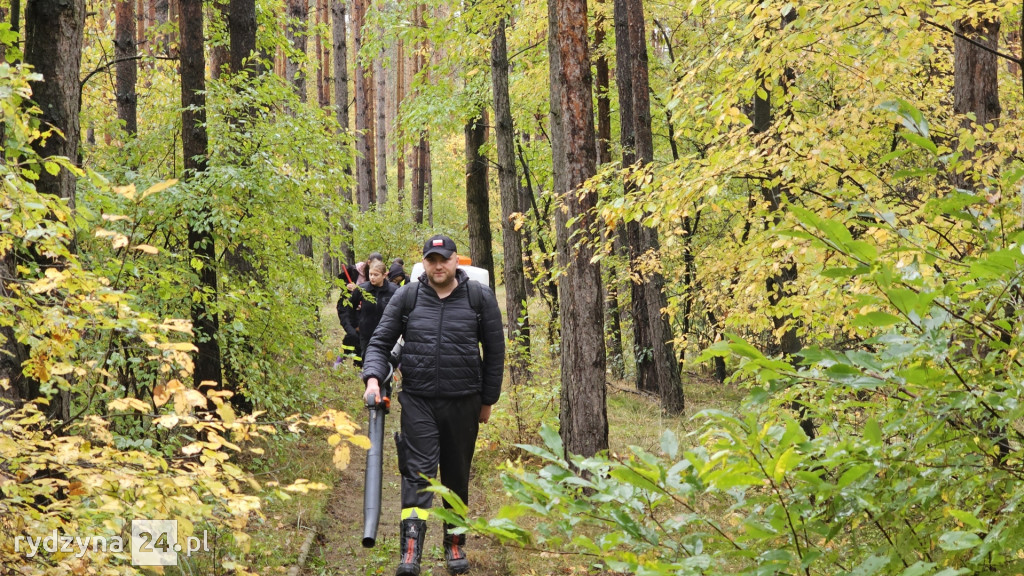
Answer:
[
  {"xmin": 850, "ymin": 555, "xmax": 889, "ymax": 576},
  {"xmin": 772, "ymin": 447, "xmax": 802, "ymax": 482},
  {"xmin": 660, "ymin": 429, "xmax": 678, "ymax": 459},
  {"xmin": 899, "ymin": 561, "xmax": 937, "ymax": 576},
  {"xmin": 938, "ymin": 531, "xmax": 982, "ymax": 551},
  {"xmin": 893, "ymin": 167, "xmax": 937, "ymax": 179},
  {"xmin": 837, "ymin": 463, "xmax": 874, "ymax": 488},
  {"xmin": 43, "ymin": 161, "xmax": 60, "ymax": 175},
  {"xmin": 538, "ymin": 424, "xmax": 564, "ymax": 459},
  {"xmin": 947, "ymin": 509, "xmax": 984, "ymax": 531},
  {"xmin": 853, "ymin": 311, "xmax": 903, "ymax": 328},
  {"xmin": 879, "ymin": 99, "xmax": 929, "ymax": 137},
  {"xmin": 900, "ymin": 131, "xmax": 937, "ymax": 154},
  {"xmin": 864, "ymin": 418, "xmax": 882, "ymax": 445},
  {"xmin": 821, "ymin": 266, "xmax": 867, "ymax": 278}
]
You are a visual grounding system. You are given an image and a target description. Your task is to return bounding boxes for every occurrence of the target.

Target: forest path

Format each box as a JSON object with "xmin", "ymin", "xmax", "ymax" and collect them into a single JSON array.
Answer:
[{"xmin": 304, "ymin": 300, "xmax": 514, "ymax": 576}]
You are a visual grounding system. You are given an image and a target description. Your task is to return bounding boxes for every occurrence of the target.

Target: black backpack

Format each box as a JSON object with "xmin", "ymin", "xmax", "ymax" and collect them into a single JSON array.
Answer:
[{"xmin": 397, "ymin": 280, "xmax": 485, "ymax": 338}]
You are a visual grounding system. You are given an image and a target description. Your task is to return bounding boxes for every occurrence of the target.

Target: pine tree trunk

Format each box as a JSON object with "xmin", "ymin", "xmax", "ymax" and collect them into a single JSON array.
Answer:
[
  {"xmin": 181, "ymin": 0, "xmax": 223, "ymax": 391},
  {"xmin": 612, "ymin": 0, "xmax": 650, "ymax": 393},
  {"xmin": 954, "ymin": 14, "xmax": 1001, "ymax": 128},
  {"xmin": 210, "ymin": 2, "xmax": 230, "ymax": 78},
  {"xmin": 593, "ymin": 0, "xmax": 621, "ymax": 378},
  {"xmin": 375, "ymin": 45, "xmax": 388, "ymax": 204},
  {"xmin": 137, "ymin": 0, "xmax": 146, "ymax": 53},
  {"xmin": 12, "ymin": 0, "xmax": 85, "ymax": 421},
  {"xmin": 553, "ymin": 0, "xmax": 608, "ymax": 458},
  {"xmin": 396, "ymin": 38, "xmax": 406, "ymax": 201},
  {"xmin": 221, "ymin": 0, "xmax": 260, "ymax": 413},
  {"xmin": 626, "ymin": 0, "xmax": 683, "ymax": 413},
  {"xmin": 594, "ymin": 2, "xmax": 611, "ymax": 165},
  {"xmin": 114, "ymin": 0, "xmax": 138, "ymax": 136},
  {"xmin": 465, "ymin": 109, "xmax": 495, "ymax": 289},
  {"xmin": 286, "ymin": 0, "xmax": 307, "ymax": 101},
  {"xmin": 229, "ymin": 0, "xmax": 260, "ymax": 74},
  {"xmin": 152, "ymin": 0, "xmax": 168, "ymax": 55},
  {"xmin": 353, "ymin": 0, "xmax": 373, "ymax": 210},
  {"xmin": 332, "ymin": 0, "xmax": 355, "ymax": 264},
  {"xmin": 491, "ymin": 18, "xmax": 531, "ymax": 385},
  {"xmin": 425, "ymin": 136, "xmax": 433, "ymax": 226}
]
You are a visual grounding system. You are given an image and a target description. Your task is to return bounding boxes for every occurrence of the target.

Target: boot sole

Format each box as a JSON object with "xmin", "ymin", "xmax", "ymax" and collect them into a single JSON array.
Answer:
[
  {"xmin": 446, "ymin": 559, "xmax": 470, "ymax": 575},
  {"xmin": 396, "ymin": 564, "xmax": 421, "ymax": 576}
]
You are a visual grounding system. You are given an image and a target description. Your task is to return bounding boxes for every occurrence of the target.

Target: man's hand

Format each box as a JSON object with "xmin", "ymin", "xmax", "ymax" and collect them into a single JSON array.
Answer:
[
  {"xmin": 364, "ymin": 378, "xmax": 381, "ymax": 405},
  {"xmin": 479, "ymin": 404, "xmax": 492, "ymax": 424}
]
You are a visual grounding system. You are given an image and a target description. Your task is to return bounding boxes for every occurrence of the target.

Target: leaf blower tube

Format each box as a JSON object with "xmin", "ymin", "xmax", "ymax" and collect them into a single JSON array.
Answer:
[{"xmin": 361, "ymin": 342, "xmax": 402, "ymax": 548}]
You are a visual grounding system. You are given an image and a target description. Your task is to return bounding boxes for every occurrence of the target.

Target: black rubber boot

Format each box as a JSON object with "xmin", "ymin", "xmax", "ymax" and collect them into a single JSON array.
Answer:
[
  {"xmin": 443, "ymin": 525, "xmax": 470, "ymax": 575},
  {"xmin": 396, "ymin": 519, "xmax": 427, "ymax": 576}
]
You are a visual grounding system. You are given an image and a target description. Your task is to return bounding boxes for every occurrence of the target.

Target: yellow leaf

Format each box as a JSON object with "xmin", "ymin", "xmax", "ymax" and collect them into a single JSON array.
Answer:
[
  {"xmin": 153, "ymin": 414, "xmax": 179, "ymax": 429},
  {"xmin": 177, "ymin": 518, "xmax": 195, "ymax": 538},
  {"xmin": 349, "ymin": 434, "xmax": 372, "ymax": 450},
  {"xmin": 132, "ymin": 244, "xmax": 159, "ymax": 254},
  {"xmin": 112, "ymin": 234, "xmax": 129, "ymax": 249},
  {"xmin": 113, "ymin": 184, "xmax": 137, "ymax": 199},
  {"xmin": 107, "ymin": 397, "xmax": 151, "ymax": 412},
  {"xmin": 141, "ymin": 179, "xmax": 178, "ymax": 199},
  {"xmin": 333, "ymin": 444, "xmax": 351, "ymax": 470},
  {"xmin": 182, "ymin": 389, "xmax": 207, "ymax": 409},
  {"xmin": 182, "ymin": 442, "xmax": 205, "ymax": 455},
  {"xmin": 327, "ymin": 434, "xmax": 342, "ymax": 446},
  {"xmin": 153, "ymin": 384, "xmax": 171, "ymax": 407},
  {"xmin": 217, "ymin": 402, "xmax": 236, "ymax": 426}
]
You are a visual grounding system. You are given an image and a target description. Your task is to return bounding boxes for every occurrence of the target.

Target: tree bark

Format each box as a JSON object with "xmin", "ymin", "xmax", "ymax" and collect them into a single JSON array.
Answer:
[
  {"xmin": 612, "ymin": 0, "xmax": 650, "ymax": 394},
  {"xmin": 318, "ymin": 0, "xmax": 330, "ymax": 107},
  {"xmin": 553, "ymin": 0, "xmax": 608, "ymax": 458},
  {"xmin": 954, "ymin": 13, "xmax": 1001, "ymax": 128},
  {"xmin": 753, "ymin": 8, "xmax": 809, "ymax": 436},
  {"xmin": 181, "ymin": 0, "xmax": 223, "ymax": 391},
  {"xmin": 286, "ymin": 0, "xmax": 308, "ymax": 101},
  {"xmin": 332, "ymin": 0, "xmax": 355, "ymax": 263},
  {"xmin": 396, "ymin": 38, "xmax": 406, "ymax": 201},
  {"xmin": 210, "ymin": 2, "xmax": 230, "ymax": 79},
  {"xmin": 465, "ymin": 109, "xmax": 495, "ymax": 290},
  {"xmin": 8, "ymin": 0, "xmax": 85, "ymax": 421},
  {"xmin": 375, "ymin": 43, "xmax": 388, "ymax": 204},
  {"xmin": 8, "ymin": 0, "xmax": 19, "ymax": 39},
  {"xmin": 25, "ymin": 0, "xmax": 83, "ymax": 208},
  {"xmin": 114, "ymin": 0, "xmax": 138, "ymax": 136},
  {"xmin": 625, "ymin": 0, "xmax": 683, "ymax": 412},
  {"xmin": 491, "ymin": 17, "xmax": 531, "ymax": 386},
  {"xmin": 353, "ymin": 0, "xmax": 373, "ymax": 211},
  {"xmin": 594, "ymin": 1, "xmax": 611, "ymax": 165},
  {"xmin": 152, "ymin": 0, "xmax": 169, "ymax": 55}
]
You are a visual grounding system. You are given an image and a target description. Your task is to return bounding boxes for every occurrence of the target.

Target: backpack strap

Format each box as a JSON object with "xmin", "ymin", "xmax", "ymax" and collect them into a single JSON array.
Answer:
[
  {"xmin": 399, "ymin": 282, "xmax": 420, "ymax": 335},
  {"xmin": 466, "ymin": 280, "xmax": 483, "ymax": 337},
  {"xmin": 400, "ymin": 280, "xmax": 482, "ymax": 337}
]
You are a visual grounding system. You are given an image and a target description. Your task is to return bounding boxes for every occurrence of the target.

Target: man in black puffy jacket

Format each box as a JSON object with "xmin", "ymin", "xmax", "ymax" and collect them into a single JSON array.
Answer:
[{"xmin": 362, "ymin": 234, "xmax": 505, "ymax": 576}]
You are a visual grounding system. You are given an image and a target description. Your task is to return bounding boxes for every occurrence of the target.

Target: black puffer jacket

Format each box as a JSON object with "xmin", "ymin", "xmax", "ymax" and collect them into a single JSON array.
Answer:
[
  {"xmin": 361, "ymin": 269, "xmax": 505, "ymax": 405},
  {"xmin": 341, "ymin": 280, "xmax": 399, "ymax": 355}
]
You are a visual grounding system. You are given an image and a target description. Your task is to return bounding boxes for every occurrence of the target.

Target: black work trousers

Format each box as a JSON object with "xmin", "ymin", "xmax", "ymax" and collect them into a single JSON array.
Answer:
[{"xmin": 396, "ymin": 391, "xmax": 481, "ymax": 510}]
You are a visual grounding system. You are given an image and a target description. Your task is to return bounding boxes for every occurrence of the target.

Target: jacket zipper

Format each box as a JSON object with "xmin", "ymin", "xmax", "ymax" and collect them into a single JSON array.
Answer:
[{"xmin": 435, "ymin": 297, "xmax": 446, "ymax": 396}]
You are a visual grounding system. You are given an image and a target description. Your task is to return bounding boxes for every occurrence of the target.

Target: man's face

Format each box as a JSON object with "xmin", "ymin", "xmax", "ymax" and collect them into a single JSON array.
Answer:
[{"xmin": 423, "ymin": 253, "xmax": 458, "ymax": 288}]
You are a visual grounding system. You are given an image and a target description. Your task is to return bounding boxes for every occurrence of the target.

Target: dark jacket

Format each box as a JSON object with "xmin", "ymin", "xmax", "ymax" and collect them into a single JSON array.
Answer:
[
  {"xmin": 361, "ymin": 269, "xmax": 505, "ymax": 405},
  {"xmin": 341, "ymin": 280, "xmax": 399, "ymax": 355}
]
